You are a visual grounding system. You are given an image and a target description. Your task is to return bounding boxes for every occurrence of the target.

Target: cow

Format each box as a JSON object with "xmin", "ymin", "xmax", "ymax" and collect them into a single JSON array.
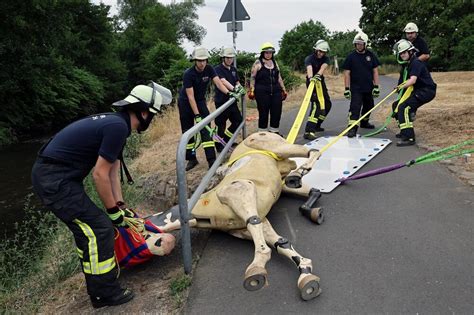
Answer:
[{"xmin": 149, "ymin": 131, "xmax": 324, "ymax": 300}]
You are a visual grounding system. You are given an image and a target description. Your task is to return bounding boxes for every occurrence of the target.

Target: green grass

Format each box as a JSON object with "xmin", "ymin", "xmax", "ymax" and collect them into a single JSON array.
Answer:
[
  {"xmin": 0, "ymin": 133, "xmax": 148, "ymax": 313},
  {"xmin": 169, "ymin": 273, "xmax": 192, "ymax": 307}
]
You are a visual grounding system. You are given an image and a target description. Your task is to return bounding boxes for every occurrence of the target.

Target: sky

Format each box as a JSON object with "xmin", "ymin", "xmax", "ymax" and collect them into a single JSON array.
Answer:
[{"xmin": 96, "ymin": 0, "xmax": 362, "ymax": 54}]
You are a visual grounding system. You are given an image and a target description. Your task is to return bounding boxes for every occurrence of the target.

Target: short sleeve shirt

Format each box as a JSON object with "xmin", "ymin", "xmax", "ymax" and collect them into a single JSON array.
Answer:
[
  {"xmin": 342, "ymin": 50, "xmax": 380, "ymax": 93},
  {"xmin": 214, "ymin": 63, "xmax": 240, "ymax": 104},
  {"xmin": 304, "ymin": 53, "xmax": 330, "ymax": 78},
  {"xmin": 408, "ymin": 58, "xmax": 435, "ymax": 89},
  {"xmin": 42, "ymin": 112, "xmax": 131, "ymax": 170},
  {"xmin": 178, "ymin": 65, "xmax": 217, "ymax": 102},
  {"xmin": 412, "ymin": 36, "xmax": 430, "ymax": 57}
]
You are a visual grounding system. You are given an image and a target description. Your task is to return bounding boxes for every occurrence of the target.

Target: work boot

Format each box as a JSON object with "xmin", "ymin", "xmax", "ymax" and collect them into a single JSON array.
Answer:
[
  {"xmin": 360, "ymin": 121, "xmax": 375, "ymax": 129},
  {"xmin": 396, "ymin": 138, "xmax": 416, "ymax": 147},
  {"xmin": 347, "ymin": 127, "xmax": 358, "ymax": 138},
  {"xmin": 185, "ymin": 159, "xmax": 199, "ymax": 171},
  {"xmin": 90, "ymin": 288, "xmax": 134, "ymax": 309},
  {"xmin": 314, "ymin": 123, "xmax": 325, "ymax": 132},
  {"xmin": 207, "ymin": 158, "xmax": 216, "ymax": 169},
  {"xmin": 395, "ymin": 133, "xmax": 402, "ymax": 138},
  {"xmin": 304, "ymin": 131, "xmax": 318, "ymax": 140}
]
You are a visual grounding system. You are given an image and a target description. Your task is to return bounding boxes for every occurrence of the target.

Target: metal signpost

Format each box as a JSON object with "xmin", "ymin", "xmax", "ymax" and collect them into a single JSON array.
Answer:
[{"xmin": 219, "ymin": 0, "xmax": 250, "ymax": 67}]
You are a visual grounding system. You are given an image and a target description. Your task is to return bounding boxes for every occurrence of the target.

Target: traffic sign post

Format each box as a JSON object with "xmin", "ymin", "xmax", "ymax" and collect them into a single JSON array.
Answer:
[{"xmin": 219, "ymin": 0, "xmax": 250, "ymax": 67}]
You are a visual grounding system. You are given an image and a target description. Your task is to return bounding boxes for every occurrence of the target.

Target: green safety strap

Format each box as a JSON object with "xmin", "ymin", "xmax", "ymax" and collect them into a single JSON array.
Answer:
[{"xmin": 410, "ymin": 139, "xmax": 474, "ymax": 165}]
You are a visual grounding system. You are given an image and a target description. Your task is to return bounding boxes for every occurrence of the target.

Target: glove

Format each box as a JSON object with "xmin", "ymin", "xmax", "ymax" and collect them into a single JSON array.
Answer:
[
  {"xmin": 234, "ymin": 85, "xmax": 246, "ymax": 96},
  {"xmin": 391, "ymin": 101, "xmax": 399, "ymax": 118},
  {"xmin": 247, "ymin": 88, "xmax": 255, "ymax": 100},
  {"xmin": 228, "ymin": 90, "xmax": 240, "ymax": 99},
  {"xmin": 281, "ymin": 90, "xmax": 288, "ymax": 101},
  {"xmin": 117, "ymin": 201, "xmax": 136, "ymax": 218},
  {"xmin": 106, "ymin": 206, "xmax": 126, "ymax": 227},
  {"xmin": 310, "ymin": 74, "xmax": 322, "ymax": 83},
  {"xmin": 372, "ymin": 85, "xmax": 380, "ymax": 98},
  {"xmin": 344, "ymin": 87, "xmax": 351, "ymax": 100},
  {"xmin": 194, "ymin": 114, "xmax": 202, "ymax": 124}
]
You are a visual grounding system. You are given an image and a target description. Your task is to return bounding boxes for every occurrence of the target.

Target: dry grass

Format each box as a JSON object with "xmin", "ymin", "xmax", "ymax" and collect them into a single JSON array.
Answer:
[{"xmin": 379, "ymin": 71, "xmax": 474, "ymax": 172}]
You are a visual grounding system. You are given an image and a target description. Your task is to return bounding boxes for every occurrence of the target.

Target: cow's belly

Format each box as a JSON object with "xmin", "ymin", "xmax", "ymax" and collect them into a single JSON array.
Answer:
[{"xmin": 191, "ymin": 160, "xmax": 282, "ymax": 231}]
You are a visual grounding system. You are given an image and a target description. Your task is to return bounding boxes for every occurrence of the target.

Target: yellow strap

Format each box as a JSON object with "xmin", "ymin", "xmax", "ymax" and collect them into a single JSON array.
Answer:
[
  {"xmin": 315, "ymin": 80, "xmax": 325, "ymax": 111},
  {"xmin": 319, "ymin": 81, "xmax": 406, "ymax": 154},
  {"xmin": 394, "ymin": 86, "xmax": 413, "ymax": 113},
  {"xmin": 286, "ymin": 80, "xmax": 315, "ymax": 144},
  {"xmin": 227, "ymin": 150, "xmax": 282, "ymax": 166}
]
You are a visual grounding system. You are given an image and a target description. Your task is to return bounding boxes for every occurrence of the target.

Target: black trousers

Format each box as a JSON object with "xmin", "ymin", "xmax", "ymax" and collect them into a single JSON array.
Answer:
[
  {"xmin": 31, "ymin": 159, "xmax": 122, "ymax": 299},
  {"xmin": 178, "ymin": 99, "xmax": 216, "ymax": 162},
  {"xmin": 215, "ymin": 100, "xmax": 243, "ymax": 143},
  {"xmin": 254, "ymin": 91, "xmax": 282, "ymax": 132},
  {"xmin": 397, "ymin": 85, "xmax": 436, "ymax": 139},
  {"xmin": 348, "ymin": 91, "xmax": 374, "ymax": 126},
  {"xmin": 305, "ymin": 80, "xmax": 332, "ymax": 132}
]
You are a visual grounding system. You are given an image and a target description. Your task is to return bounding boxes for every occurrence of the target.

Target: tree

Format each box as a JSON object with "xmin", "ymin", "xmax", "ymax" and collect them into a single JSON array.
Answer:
[
  {"xmin": 278, "ymin": 20, "xmax": 330, "ymax": 71},
  {"xmin": 168, "ymin": 0, "xmax": 206, "ymax": 45},
  {"xmin": 0, "ymin": 0, "xmax": 123, "ymax": 143},
  {"xmin": 360, "ymin": 0, "xmax": 474, "ymax": 70}
]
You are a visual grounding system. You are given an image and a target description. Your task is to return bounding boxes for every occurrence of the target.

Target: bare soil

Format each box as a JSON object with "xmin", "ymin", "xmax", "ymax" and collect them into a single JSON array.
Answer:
[{"xmin": 38, "ymin": 71, "xmax": 473, "ymax": 314}]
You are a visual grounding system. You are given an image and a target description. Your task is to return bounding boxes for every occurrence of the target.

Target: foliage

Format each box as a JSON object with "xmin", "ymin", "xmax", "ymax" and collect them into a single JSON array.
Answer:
[
  {"xmin": 278, "ymin": 20, "xmax": 330, "ymax": 71},
  {"xmin": 0, "ymin": 194, "xmax": 78, "ymax": 312},
  {"xmin": 0, "ymin": 0, "xmax": 125, "ymax": 139},
  {"xmin": 170, "ymin": 273, "xmax": 192, "ymax": 307},
  {"xmin": 360, "ymin": 0, "xmax": 474, "ymax": 70},
  {"xmin": 330, "ymin": 30, "xmax": 358, "ymax": 66},
  {"xmin": 167, "ymin": 0, "xmax": 206, "ymax": 45}
]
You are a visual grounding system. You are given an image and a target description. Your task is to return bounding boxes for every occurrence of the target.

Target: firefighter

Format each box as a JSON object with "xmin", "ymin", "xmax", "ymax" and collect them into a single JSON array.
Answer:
[
  {"xmin": 303, "ymin": 39, "xmax": 332, "ymax": 140},
  {"xmin": 178, "ymin": 46, "xmax": 237, "ymax": 171},
  {"xmin": 342, "ymin": 32, "xmax": 381, "ymax": 138},
  {"xmin": 31, "ymin": 82, "xmax": 175, "ymax": 308},
  {"xmin": 392, "ymin": 39, "xmax": 436, "ymax": 146},
  {"xmin": 248, "ymin": 42, "xmax": 288, "ymax": 135},
  {"xmin": 404, "ymin": 22, "xmax": 430, "ymax": 62},
  {"xmin": 213, "ymin": 46, "xmax": 245, "ymax": 152}
]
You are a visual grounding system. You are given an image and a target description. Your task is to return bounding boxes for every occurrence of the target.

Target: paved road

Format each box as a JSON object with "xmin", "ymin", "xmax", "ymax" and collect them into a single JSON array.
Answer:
[{"xmin": 184, "ymin": 76, "xmax": 473, "ymax": 314}]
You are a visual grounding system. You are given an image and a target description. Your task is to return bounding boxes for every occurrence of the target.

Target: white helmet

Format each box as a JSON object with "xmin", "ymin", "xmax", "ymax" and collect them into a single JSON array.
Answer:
[
  {"xmin": 353, "ymin": 32, "xmax": 369, "ymax": 45},
  {"xmin": 313, "ymin": 39, "xmax": 330, "ymax": 52},
  {"xmin": 393, "ymin": 39, "xmax": 416, "ymax": 55},
  {"xmin": 392, "ymin": 39, "xmax": 418, "ymax": 64},
  {"xmin": 403, "ymin": 22, "xmax": 419, "ymax": 33},
  {"xmin": 220, "ymin": 47, "xmax": 236, "ymax": 58},
  {"xmin": 191, "ymin": 46, "xmax": 210, "ymax": 61},
  {"xmin": 112, "ymin": 81, "xmax": 172, "ymax": 114}
]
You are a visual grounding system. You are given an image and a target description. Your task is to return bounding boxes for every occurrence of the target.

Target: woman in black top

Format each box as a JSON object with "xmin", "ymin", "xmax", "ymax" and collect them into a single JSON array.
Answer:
[{"xmin": 248, "ymin": 42, "xmax": 287, "ymax": 136}]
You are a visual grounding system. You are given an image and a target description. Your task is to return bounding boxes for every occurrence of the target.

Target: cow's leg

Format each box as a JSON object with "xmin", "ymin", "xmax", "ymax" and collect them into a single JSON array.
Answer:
[
  {"xmin": 216, "ymin": 180, "xmax": 271, "ymax": 291},
  {"xmin": 282, "ymin": 183, "xmax": 324, "ymax": 224},
  {"xmin": 261, "ymin": 218, "xmax": 322, "ymax": 301}
]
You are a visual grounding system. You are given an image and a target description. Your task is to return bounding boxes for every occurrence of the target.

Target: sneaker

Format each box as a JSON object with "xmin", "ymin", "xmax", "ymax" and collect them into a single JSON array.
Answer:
[
  {"xmin": 360, "ymin": 122, "xmax": 375, "ymax": 129},
  {"xmin": 396, "ymin": 138, "xmax": 416, "ymax": 147},
  {"xmin": 90, "ymin": 288, "xmax": 134, "ymax": 309},
  {"xmin": 304, "ymin": 132, "xmax": 318, "ymax": 140},
  {"xmin": 185, "ymin": 159, "xmax": 199, "ymax": 171},
  {"xmin": 347, "ymin": 128, "xmax": 357, "ymax": 138}
]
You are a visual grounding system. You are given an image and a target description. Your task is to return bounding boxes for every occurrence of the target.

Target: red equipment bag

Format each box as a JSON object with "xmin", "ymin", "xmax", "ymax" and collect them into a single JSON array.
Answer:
[{"xmin": 114, "ymin": 219, "xmax": 162, "ymax": 268}]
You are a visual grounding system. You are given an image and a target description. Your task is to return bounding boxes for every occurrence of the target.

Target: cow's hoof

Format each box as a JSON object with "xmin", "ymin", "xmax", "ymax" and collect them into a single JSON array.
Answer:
[
  {"xmin": 298, "ymin": 274, "xmax": 321, "ymax": 301},
  {"xmin": 243, "ymin": 267, "xmax": 267, "ymax": 291}
]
